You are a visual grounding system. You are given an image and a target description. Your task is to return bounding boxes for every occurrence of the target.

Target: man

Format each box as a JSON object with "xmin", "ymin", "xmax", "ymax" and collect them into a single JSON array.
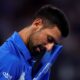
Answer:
[{"xmin": 0, "ymin": 5, "xmax": 69, "ymax": 80}]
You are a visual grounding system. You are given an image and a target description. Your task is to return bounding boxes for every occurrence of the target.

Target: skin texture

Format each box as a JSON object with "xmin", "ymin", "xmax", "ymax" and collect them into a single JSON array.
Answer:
[{"xmin": 19, "ymin": 18, "xmax": 61, "ymax": 60}]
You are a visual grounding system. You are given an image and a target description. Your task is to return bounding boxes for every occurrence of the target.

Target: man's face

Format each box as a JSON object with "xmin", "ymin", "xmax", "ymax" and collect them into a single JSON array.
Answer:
[{"xmin": 27, "ymin": 26, "xmax": 61, "ymax": 60}]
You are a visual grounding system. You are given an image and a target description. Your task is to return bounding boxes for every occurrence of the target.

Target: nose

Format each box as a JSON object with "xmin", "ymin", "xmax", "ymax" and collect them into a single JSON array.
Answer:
[{"xmin": 44, "ymin": 43, "xmax": 54, "ymax": 52}]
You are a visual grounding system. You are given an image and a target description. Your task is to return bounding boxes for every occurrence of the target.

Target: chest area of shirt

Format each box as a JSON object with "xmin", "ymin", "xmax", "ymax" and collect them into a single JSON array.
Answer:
[{"xmin": 19, "ymin": 63, "xmax": 32, "ymax": 80}]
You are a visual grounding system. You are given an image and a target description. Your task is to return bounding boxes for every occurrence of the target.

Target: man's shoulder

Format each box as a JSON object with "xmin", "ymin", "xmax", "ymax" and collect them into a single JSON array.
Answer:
[
  {"xmin": 0, "ymin": 51, "xmax": 23, "ymax": 80},
  {"xmin": 0, "ymin": 41, "xmax": 12, "ymax": 54},
  {"xmin": 6, "ymin": 54, "xmax": 21, "ymax": 64},
  {"xmin": 0, "ymin": 41, "xmax": 19, "ymax": 63},
  {"xmin": 2, "ymin": 55, "xmax": 19, "ymax": 64}
]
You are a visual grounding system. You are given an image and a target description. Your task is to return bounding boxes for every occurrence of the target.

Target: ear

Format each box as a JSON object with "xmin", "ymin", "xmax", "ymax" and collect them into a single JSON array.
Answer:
[{"xmin": 32, "ymin": 18, "xmax": 43, "ymax": 31}]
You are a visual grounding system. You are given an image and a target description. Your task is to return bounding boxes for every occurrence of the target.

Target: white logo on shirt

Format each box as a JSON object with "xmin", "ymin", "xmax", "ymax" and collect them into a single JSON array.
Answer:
[
  {"xmin": 18, "ymin": 72, "xmax": 25, "ymax": 80},
  {"xmin": 2, "ymin": 72, "xmax": 12, "ymax": 80}
]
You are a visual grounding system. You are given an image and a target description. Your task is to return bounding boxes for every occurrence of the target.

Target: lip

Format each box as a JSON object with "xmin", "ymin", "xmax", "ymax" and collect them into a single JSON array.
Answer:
[{"xmin": 36, "ymin": 47, "xmax": 40, "ymax": 52}]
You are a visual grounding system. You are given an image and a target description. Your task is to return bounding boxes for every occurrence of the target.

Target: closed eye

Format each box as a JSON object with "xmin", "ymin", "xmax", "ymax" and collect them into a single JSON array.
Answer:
[{"xmin": 47, "ymin": 35, "xmax": 57, "ymax": 44}]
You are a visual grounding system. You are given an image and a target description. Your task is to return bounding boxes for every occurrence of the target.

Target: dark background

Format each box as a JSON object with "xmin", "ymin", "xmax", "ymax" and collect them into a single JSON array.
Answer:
[{"xmin": 0, "ymin": 0, "xmax": 80, "ymax": 80}]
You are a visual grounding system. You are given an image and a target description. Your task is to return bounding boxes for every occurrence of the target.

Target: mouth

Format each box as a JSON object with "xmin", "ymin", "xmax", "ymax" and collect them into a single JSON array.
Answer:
[
  {"xmin": 36, "ymin": 47, "xmax": 41, "ymax": 53},
  {"xmin": 35, "ymin": 45, "xmax": 46, "ymax": 53},
  {"xmin": 32, "ymin": 45, "xmax": 46, "ymax": 60}
]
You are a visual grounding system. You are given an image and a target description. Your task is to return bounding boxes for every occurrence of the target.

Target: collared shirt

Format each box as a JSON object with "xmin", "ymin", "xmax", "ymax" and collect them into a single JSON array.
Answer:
[{"xmin": 0, "ymin": 32, "xmax": 50, "ymax": 80}]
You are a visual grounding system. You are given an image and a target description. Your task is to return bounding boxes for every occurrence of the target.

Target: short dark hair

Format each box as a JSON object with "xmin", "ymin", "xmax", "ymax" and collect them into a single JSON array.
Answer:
[{"xmin": 34, "ymin": 5, "xmax": 69, "ymax": 37}]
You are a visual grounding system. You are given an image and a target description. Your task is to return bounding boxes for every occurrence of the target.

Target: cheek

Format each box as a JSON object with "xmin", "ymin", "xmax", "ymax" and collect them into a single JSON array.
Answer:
[
  {"xmin": 38, "ymin": 35, "xmax": 47, "ymax": 45},
  {"xmin": 31, "ymin": 33, "xmax": 47, "ymax": 45},
  {"xmin": 30, "ymin": 33, "xmax": 41, "ymax": 45}
]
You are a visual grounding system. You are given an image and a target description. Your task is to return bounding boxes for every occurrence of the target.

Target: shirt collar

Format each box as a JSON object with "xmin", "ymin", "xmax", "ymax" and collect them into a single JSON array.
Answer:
[{"xmin": 10, "ymin": 31, "xmax": 31, "ymax": 61}]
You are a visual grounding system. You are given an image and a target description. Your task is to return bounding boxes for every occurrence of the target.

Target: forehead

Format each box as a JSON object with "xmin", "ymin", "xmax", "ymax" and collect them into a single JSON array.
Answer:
[{"xmin": 42, "ymin": 26, "xmax": 62, "ymax": 41}]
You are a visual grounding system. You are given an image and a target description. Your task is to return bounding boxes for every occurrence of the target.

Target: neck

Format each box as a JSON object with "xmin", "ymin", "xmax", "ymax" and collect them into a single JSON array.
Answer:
[{"xmin": 18, "ymin": 26, "xmax": 34, "ymax": 44}]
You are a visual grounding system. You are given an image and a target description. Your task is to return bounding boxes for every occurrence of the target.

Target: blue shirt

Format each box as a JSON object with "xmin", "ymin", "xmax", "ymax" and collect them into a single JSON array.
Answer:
[{"xmin": 0, "ymin": 32, "xmax": 50, "ymax": 80}]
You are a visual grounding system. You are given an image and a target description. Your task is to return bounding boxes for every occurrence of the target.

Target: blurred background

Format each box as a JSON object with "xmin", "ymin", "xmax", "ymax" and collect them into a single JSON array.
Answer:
[{"xmin": 0, "ymin": 0, "xmax": 80, "ymax": 80}]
